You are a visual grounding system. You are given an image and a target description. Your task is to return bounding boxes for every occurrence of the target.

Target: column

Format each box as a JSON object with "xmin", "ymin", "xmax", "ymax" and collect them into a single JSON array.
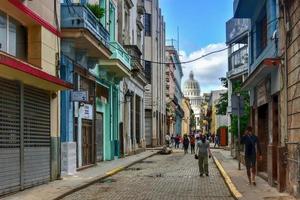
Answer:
[
  {"xmin": 139, "ymin": 97, "xmax": 144, "ymax": 148},
  {"xmin": 126, "ymin": 97, "xmax": 131, "ymax": 154},
  {"xmin": 132, "ymin": 94, "xmax": 137, "ymax": 151}
]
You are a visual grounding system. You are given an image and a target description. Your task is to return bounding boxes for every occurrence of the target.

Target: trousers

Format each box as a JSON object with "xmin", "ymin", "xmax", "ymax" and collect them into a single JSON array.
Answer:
[{"xmin": 198, "ymin": 154, "xmax": 208, "ymax": 174}]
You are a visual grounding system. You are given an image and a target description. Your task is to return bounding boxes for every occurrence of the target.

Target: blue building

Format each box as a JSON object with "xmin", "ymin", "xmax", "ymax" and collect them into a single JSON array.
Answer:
[
  {"xmin": 234, "ymin": 0, "xmax": 282, "ymax": 190},
  {"xmin": 60, "ymin": 0, "xmax": 131, "ymax": 175}
]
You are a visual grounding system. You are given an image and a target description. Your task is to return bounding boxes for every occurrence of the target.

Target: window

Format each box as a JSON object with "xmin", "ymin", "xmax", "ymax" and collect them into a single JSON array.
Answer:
[
  {"xmin": 0, "ymin": 11, "xmax": 27, "ymax": 60},
  {"xmin": 0, "ymin": 11, "xmax": 7, "ymax": 52},
  {"xmin": 256, "ymin": 8, "xmax": 267, "ymax": 57},
  {"xmin": 144, "ymin": 13, "xmax": 152, "ymax": 36},
  {"xmin": 145, "ymin": 61, "xmax": 152, "ymax": 82}
]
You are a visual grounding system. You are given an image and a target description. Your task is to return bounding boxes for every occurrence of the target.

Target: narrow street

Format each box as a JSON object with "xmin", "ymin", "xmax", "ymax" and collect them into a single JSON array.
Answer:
[{"xmin": 63, "ymin": 152, "xmax": 234, "ymax": 200}]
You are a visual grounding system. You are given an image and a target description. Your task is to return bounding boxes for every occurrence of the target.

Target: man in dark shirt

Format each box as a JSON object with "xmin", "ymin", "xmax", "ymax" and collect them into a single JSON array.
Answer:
[{"xmin": 241, "ymin": 126, "xmax": 262, "ymax": 185}]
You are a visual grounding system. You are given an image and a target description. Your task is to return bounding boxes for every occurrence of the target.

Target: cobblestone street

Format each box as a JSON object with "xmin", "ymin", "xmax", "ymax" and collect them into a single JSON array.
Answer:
[{"xmin": 63, "ymin": 152, "xmax": 234, "ymax": 200}]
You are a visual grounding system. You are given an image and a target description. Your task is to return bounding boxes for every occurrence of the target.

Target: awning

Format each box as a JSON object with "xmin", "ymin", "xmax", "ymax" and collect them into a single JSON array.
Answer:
[
  {"xmin": 241, "ymin": 58, "xmax": 281, "ymax": 90},
  {"xmin": 0, "ymin": 51, "xmax": 72, "ymax": 91}
]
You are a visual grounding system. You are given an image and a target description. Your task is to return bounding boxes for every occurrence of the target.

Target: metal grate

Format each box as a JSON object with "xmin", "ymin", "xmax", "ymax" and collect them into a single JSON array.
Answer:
[
  {"xmin": 0, "ymin": 78, "xmax": 51, "ymax": 195},
  {"xmin": 0, "ymin": 78, "xmax": 21, "ymax": 195},
  {"xmin": 23, "ymin": 85, "xmax": 50, "ymax": 188}
]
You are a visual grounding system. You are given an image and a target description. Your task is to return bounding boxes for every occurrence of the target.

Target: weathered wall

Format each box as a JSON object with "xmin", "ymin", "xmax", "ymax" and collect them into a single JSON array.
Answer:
[{"xmin": 281, "ymin": 0, "xmax": 300, "ymax": 196}]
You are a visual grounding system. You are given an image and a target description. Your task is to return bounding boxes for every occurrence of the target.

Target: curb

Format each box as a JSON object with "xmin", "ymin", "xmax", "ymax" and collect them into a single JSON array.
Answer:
[
  {"xmin": 54, "ymin": 151, "xmax": 158, "ymax": 200},
  {"xmin": 212, "ymin": 155, "xmax": 242, "ymax": 200}
]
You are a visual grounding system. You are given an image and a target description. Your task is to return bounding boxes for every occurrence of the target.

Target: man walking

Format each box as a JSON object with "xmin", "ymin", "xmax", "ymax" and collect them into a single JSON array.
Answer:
[
  {"xmin": 196, "ymin": 135, "xmax": 212, "ymax": 176},
  {"xmin": 241, "ymin": 126, "xmax": 262, "ymax": 185}
]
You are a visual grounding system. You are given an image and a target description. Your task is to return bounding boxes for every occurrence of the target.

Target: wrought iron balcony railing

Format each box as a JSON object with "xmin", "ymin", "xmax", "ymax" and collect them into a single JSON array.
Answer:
[{"xmin": 61, "ymin": 4, "xmax": 110, "ymax": 47}]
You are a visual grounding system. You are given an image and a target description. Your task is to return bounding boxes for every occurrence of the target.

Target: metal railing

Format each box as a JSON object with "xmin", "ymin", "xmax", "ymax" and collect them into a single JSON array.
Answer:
[
  {"xmin": 61, "ymin": 4, "xmax": 110, "ymax": 47},
  {"xmin": 109, "ymin": 41, "xmax": 131, "ymax": 70}
]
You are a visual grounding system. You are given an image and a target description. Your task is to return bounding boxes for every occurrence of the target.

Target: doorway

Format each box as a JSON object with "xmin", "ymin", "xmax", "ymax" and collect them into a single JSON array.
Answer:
[
  {"xmin": 82, "ymin": 119, "xmax": 93, "ymax": 166},
  {"xmin": 96, "ymin": 112, "xmax": 104, "ymax": 162},
  {"xmin": 257, "ymin": 104, "xmax": 269, "ymax": 174}
]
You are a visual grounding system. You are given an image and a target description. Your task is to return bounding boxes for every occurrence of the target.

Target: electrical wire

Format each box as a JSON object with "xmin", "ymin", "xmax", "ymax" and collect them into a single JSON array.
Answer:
[
  {"xmin": 63, "ymin": 1, "xmax": 284, "ymax": 66},
  {"xmin": 63, "ymin": 1, "xmax": 229, "ymax": 65}
]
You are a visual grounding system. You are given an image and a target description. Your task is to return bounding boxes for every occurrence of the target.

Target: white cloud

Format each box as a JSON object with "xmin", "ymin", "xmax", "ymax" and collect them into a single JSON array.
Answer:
[{"xmin": 180, "ymin": 43, "xmax": 228, "ymax": 94}]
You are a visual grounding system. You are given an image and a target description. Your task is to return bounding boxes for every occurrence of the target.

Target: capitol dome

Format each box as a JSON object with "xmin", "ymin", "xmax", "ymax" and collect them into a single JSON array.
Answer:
[{"xmin": 183, "ymin": 71, "xmax": 201, "ymax": 97}]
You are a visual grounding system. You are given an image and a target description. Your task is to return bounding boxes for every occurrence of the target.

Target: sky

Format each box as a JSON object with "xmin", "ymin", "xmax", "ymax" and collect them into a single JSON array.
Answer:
[{"xmin": 159, "ymin": 0, "xmax": 234, "ymax": 94}]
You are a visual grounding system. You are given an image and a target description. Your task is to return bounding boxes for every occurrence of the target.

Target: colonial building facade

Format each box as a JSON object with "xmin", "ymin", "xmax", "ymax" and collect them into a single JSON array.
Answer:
[
  {"xmin": 278, "ymin": 0, "xmax": 300, "ymax": 196},
  {"xmin": 0, "ymin": 0, "xmax": 71, "ymax": 195},
  {"xmin": 118, "ymin": 0, "xmax": 148, "ymax": 155},
  {"xmin": 165, "ymin": 45, "xmax": 184, "ymax": 136},
  {"xmin": 60, "ymin": 0, "xmax": 132, "ymax": 175},
  {"xmin": 226, "ymin": 17, "xmax": 250, "ymax": 149},
  {"xmin": 232, "ymin": 0, "xmax": 300, "ymax": 196},
  {"xmin": 144, "ymin": 0, "xmax": 166, "ymax": 147}
]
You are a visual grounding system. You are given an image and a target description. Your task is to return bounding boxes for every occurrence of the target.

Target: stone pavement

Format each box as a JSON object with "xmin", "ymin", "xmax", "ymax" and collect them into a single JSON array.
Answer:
[
  {"xmin": 63, "ymin": 152, "xmax": 234, "ymax": 200},
  {"xmin": 212, "ymin": 149, "xmax": 296, "ymax": 200},
  {"xmin": 2, "ymin": 150, "xmax": 158, "ymax": 200}
]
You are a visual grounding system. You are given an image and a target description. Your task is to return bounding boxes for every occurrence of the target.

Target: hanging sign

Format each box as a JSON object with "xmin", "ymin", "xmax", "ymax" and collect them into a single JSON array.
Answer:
[{"xmin": 71, "ymin": 91, "xmax": 88, "ymax": 102}]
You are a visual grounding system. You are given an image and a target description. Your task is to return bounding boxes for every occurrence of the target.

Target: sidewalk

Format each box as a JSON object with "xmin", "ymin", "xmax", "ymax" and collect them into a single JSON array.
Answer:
[
  {"xmin": 2, "ymin": 150, "xmax": 158, "ymax": 200},
  {"xmin": 212, "ymin": 148, "xmax": 296, "ymax": 200}
]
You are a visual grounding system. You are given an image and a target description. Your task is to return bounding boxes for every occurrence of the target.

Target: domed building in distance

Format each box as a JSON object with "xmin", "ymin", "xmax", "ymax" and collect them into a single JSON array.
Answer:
[{"xmin": 183, "ymin": 71, "xmax": 203, "ymax": 130}]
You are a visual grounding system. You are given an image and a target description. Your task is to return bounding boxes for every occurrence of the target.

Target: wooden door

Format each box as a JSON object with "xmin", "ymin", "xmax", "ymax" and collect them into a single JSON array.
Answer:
[{"xmin": 82, "ymin": 119, "xmax": 93, "ymax": 166}]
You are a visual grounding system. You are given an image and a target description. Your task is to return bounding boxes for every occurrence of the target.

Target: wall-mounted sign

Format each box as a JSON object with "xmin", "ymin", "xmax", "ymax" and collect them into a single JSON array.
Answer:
[
  {"xmin": 71, "ymin": 91, "xmax": 88, "ymax": 102},
  {"xmin": 226, "ymin": 18, "xmax": 250, "ymax": 44},
  {"xmin": 80, "ymin": 104, "xmax": 93, "ymax": 120}
]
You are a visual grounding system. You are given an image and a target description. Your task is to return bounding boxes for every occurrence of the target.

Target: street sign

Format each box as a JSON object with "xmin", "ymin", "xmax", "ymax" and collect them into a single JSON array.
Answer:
[
  {"xmin": 71, "ymin": 91, "xmax": 88, "ymax": 102},
  {"xmin": 231, "ymin": 95, "xmax": 244, "ymax": 116}
]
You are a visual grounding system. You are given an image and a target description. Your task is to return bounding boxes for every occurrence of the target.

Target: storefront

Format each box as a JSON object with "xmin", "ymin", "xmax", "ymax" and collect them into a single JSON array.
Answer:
[
  {"xmin": 0, "ymin": 52, "xmax": 71, "ymax": 195},
  {"xmin": 242, "ymin": 58, "xmax": 281, "ymax": 185}
]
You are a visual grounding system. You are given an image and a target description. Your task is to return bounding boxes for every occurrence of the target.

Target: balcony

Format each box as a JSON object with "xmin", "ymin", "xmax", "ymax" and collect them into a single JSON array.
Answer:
[
  {"xmin": 61, "ymin": 4, "xmax": 111, "ymax": 59},
  {"xmin": 61, "ymin": 4, "xmax": 109, "ymax": 44},
  {"xmin": 99, "ymin": 41, "xmax": 132, "ymax": 79},
  {"xmin": 110, "ymin": 41, "xmax": 131, "ymax": 70},
  {"xmin": 229, "ymin": 45, "xmax": 248, "ymax": 70},
  {"xmin": 124, "ymin": 44, "xmax": 148, "ymax": 85},
  {"xmin": 227, "ymin": 45, "xmax": 248, "ymax": 79}
]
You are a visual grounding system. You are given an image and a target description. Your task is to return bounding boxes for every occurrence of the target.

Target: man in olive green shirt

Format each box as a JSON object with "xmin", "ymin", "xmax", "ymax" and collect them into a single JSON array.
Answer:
[{"xmin": 196, "ymin": 136, "xmax": 212, "ymax": 176}]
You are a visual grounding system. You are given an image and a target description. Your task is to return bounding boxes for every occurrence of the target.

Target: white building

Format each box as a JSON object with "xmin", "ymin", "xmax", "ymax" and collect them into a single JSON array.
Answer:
[
  {"xmin": 144, "ymin": 0, "xmax": 166, "ymax": 147},
  {"xmin": 118, "ymin": 0, "xmax": 148, "ymax": 155},
  {"xmin": 183, "ymin": 71, "xmax": 202, "ymax": 130}
]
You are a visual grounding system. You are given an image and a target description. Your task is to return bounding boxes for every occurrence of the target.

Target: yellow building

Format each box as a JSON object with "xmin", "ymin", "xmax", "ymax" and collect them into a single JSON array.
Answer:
[
  {"xmin": 0, "ymin": 0, "xmax": 71, "ymax": 195},
  {"xmin": 181, "ymin": 97, "xmax": 191, "ymax": 136},
  {"xmin": 209, "ymin": 90, "xmax": 228, "ymax": 135}
]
